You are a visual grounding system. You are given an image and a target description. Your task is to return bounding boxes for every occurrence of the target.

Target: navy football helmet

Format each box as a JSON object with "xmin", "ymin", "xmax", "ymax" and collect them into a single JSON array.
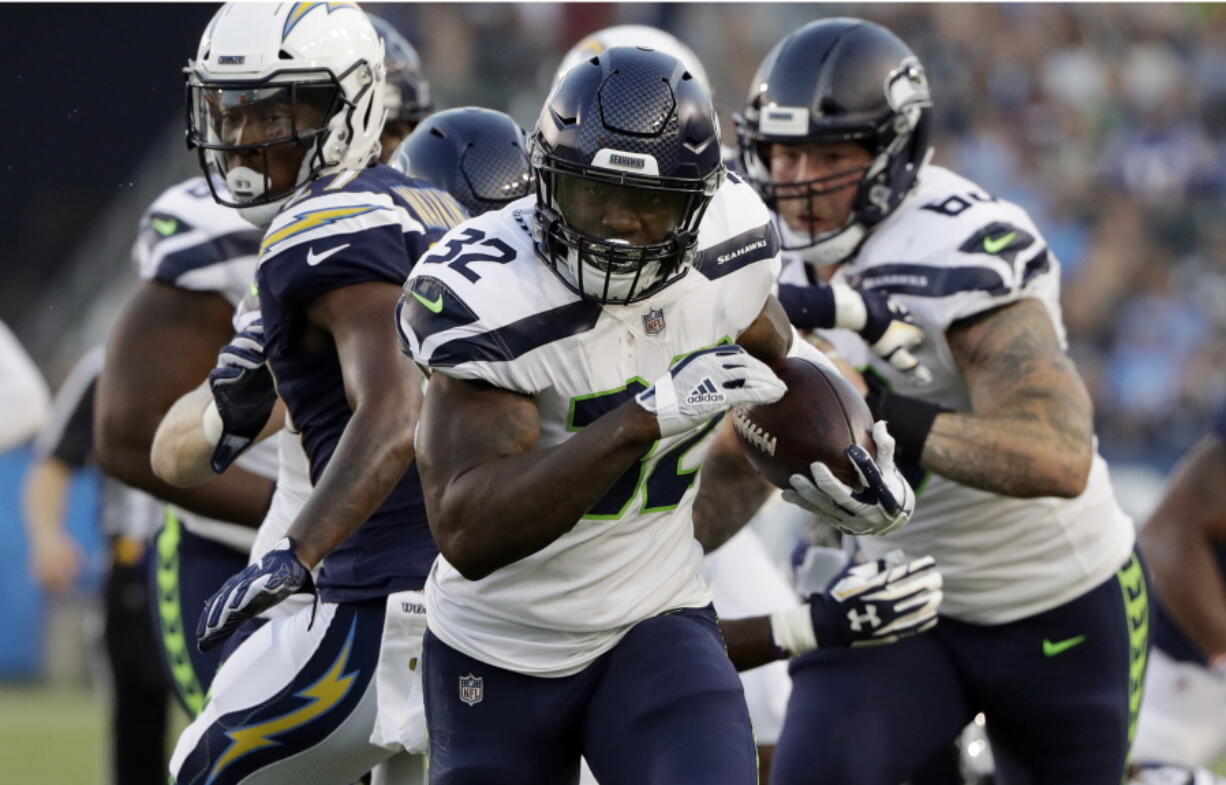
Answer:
[
  {"xmin": 531, "ymin": 46, "xmax": 723, "ymax": 304},
  {"xmin": 390, "ymin": 107, "xmax": 532, "ymax": 217},
  {"xmin": 736, "ymin": 18, "xmax": 932, "ymax": 265},
  {"xmin": 368, "ymin": 15, "xmax": 433, "ymax": 128}
]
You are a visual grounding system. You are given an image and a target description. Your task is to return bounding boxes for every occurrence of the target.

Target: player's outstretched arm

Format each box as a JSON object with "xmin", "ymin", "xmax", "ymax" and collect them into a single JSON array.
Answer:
[
  {"xmin": 910, "ymin": 297, "xmax": 1093, "ymax": 498},
  {"xmin": 1138, "ymin": 434, "xmax": 1226, "ymax": 668},
  {"xmin": 284, "ymin": 282, "xmax": 424, "ymax": 568},
  {"xmin": 151, "ymin": 382, "xmax": 284, "ymax": 487},
  {"xmin": 95, "ymin": 281, "xmax": 275, "ymax": 525},
  {"xmin": 417, "ymin": 374, "xmax": 663, "ymax": 581}
]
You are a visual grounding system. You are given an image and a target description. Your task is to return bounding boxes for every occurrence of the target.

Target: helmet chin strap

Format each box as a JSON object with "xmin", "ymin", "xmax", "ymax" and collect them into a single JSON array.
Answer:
[
  {"xmin": 778, "ymin": 216, "xmax": 866, "ymax": 267},
  {"xmin": 238, "ymin": 199, "xmax": 289, "ymax": 229}
]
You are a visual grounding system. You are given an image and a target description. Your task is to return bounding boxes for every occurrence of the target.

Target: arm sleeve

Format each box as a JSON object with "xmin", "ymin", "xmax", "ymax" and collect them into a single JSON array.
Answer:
[{"xmin": 778, "ymin": 283, "xmax": 838, "ymax": 330}]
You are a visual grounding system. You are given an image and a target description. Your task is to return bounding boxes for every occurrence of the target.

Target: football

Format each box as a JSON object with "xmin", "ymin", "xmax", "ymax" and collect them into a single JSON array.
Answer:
[{"xmin": 732, "ymin": 357, "xmax": 876, "ymax": 490}]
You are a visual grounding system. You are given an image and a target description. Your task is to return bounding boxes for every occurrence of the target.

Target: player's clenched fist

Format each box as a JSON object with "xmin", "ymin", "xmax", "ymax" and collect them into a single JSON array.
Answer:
[{"xmin": 636, "ymin": 345, "xmax": 787, "ymax": 437}]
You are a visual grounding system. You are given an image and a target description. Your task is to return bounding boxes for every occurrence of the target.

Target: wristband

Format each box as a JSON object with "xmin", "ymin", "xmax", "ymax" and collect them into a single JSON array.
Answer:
[
  {"xmin": 202, "ymin": 400, "xmax": 224, "ymax": 447},
  {"xmin": 770, "ymin": 604, "xmax": 818, "ymax": 656},
  {"xmin": 831, "ymin": 284, "xmax": 868, "ymax": 332},
  {"xmin": 864, "ymin": 377, "xmax": 947, "ymax": 463}
]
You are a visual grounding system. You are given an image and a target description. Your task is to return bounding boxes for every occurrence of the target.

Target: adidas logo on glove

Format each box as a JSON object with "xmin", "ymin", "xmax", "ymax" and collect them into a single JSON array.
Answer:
[{"xmin": 686, "ymin": 378, "xmax": 725, "ymax": 405}]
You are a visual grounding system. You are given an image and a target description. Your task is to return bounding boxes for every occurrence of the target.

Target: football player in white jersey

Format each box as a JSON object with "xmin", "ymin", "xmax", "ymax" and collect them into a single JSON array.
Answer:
[
  {"xmin": 554, "ymin": 27, "xmax": 794, "ymax": 783},
  {"xmin": 736, "ymin": 18, "xmax": 1144, "ymax": 785},
  {"xmin": 396, "ymin": 46, "xmax": 914, "ymax": 785},
  {"xmin": 552, "ymin": 26, "xmax": 935, "ymax": 784}
]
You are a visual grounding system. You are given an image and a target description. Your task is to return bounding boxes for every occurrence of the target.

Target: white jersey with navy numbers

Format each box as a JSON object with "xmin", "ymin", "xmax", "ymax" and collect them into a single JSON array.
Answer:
[
  {"xmin": 132, "ymin": 176, "xmax": 278, "ymax": 552},
  {"xmin": 399, "ymin": 175, "xmax": 781, "ymax": 676},
  {"xmin": 783, "ymin": 164, "xmax": 1135, "ymax": 625}
]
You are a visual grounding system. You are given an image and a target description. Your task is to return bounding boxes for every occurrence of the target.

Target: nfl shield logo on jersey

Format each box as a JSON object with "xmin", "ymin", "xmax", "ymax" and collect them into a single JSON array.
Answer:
[
  {"xmin": 642, "ymin": 307, "xmax": 666, "ymax": 336},
  {"xmin": 459, "ymin": 673, "xmax": 483, "ymax": 706}
]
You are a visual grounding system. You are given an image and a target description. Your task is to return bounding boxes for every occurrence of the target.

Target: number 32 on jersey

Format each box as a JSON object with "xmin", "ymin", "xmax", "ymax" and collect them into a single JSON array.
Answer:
[{"xmin": 569, "ymin": 379, "xmax": 721, "ymax": 519}]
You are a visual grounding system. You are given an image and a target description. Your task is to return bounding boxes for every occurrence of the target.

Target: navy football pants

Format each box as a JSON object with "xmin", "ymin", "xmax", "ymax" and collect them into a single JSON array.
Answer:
[
  {"xmin": 424, "ymin": 605, "xmax": 758, "ymax": 785},
  {"xmin": 150, "ymin": 511, "xmax": 250, "ymax": 716},
  {"xmin": 771, "ymin": 552, "xmax": 1149, "ymax": 785}
]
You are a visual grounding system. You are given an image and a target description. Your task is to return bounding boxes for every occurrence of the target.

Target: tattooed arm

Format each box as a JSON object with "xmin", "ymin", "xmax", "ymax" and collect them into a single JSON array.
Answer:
[{"xmin": 922, "ymin": 298, "xmax": 1093, "ymax": 498}]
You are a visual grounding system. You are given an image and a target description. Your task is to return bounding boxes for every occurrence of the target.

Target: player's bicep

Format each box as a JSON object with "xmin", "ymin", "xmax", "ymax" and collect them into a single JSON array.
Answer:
[
  {"xmin": 306, "ymin": 281, "xmax": 423, "ymax": 414},
  {"xmin": 946, "ymin": 297, "xmax": 1090, "ymax": 423},
  {"xmin": 415, "ymin": 373, "xmax": 540, "ymax": 511},
  {"xmin": 97, "ymin": 281, "xmax": 234, "ymax": 450},
  {"xmin": 736, "ymin": 294, "xmax": 791, "ymax": 363}
]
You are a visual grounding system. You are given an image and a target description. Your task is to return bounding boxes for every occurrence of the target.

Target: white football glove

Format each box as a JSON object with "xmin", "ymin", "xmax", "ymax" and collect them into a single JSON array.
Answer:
[
  {"xmin": 833, "ymin": 284, "xmax": 931, "ymax": 384},
  {"xmin": 636, "ymin": 345, "xmax": 787, "ymax": 437},
  {"xmin": 771, "ymin": 551, "xmax": 942, "ymax": 654},
  {"xmin": 782, "ymin": 420, "xmax": 915, "ymax": 536}
]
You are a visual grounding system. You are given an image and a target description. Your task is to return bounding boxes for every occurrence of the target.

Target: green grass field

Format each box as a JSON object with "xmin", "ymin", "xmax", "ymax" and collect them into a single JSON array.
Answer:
[
  {"xmin": 1, "ymin": 683, "xmax": 1222, "ymax": 783},
  {"xmin": 0, "ymin": 684, "xmax": 188, "ymax": 785},
  {"xmin": 0, "ymin": 685, "xmax": 108, "ymax": 784}
]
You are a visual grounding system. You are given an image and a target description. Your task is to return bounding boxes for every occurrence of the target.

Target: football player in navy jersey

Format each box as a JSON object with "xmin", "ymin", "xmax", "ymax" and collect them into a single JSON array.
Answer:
[
  {"xmin": 160, "ymin": 5, "xmax": 464, "ymax": 784},
  {"xmin": 738, "ymin": 19, "xmax": 1144, "ymax": 785},
  {"xmin": 94, "ymin": 6, "xmax": 435, "ymax": 722},
  {"xmin": 1131, "ymin": 407, "xmax": 1226, "ymax": 784}
]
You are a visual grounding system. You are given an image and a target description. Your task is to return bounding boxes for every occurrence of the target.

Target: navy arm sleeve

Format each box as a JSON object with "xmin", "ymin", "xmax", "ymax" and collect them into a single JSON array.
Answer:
[{"xmin": 777, "ymin": 282, "xmax": 838, "ymax": 331}]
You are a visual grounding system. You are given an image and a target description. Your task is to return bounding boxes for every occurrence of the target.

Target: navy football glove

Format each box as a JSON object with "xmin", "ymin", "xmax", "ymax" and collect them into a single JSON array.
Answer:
[
  {"xmin": 197, "ymin": 537, "xmax": 313, "ymax": 652},
  {"xmin": 771, "ymin": 551, "xmax": 941, "ymax": 655},
  {"xmin": 206, "ymin": 313, "xmax": 277, "ymax": 473}
]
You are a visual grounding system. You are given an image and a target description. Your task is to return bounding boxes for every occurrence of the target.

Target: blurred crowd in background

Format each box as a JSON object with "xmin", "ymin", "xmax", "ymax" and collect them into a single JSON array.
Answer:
[
  {"xmin": 377, "ymin": 1, "xmax": 1226, "ymax": 470},
  {"xmin": 7, "ymin": 2, "xmax": 1226, "ymax": 473}
]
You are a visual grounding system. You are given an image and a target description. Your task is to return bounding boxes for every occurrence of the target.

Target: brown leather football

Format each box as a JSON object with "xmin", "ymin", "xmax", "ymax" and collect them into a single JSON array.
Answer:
[{"xmin": 732, "ymin": 356, "xmax": 876, "ymax": 490}]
